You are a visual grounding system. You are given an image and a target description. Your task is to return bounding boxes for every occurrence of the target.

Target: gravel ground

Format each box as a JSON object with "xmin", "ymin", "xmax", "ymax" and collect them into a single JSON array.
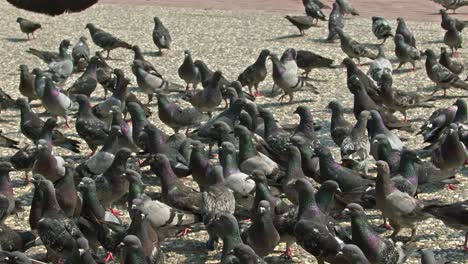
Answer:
[{"xmin": 0, "ymin": 1, "xmax": 467, "ymax": 263}]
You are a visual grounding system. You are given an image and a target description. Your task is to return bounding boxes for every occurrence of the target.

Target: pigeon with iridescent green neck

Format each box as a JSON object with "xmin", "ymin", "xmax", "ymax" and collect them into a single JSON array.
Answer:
[{"xmin": 209, "ymin": 213, "xmax": 244, "ymax": 261}]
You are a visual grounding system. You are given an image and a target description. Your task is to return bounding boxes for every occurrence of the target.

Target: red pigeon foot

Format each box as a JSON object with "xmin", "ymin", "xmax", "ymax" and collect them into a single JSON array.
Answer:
[
  {"xmin": 447, "ymin": 184, "xmax": 457, "ymax": 191},
  {"xmin": 109, "ymin": 208, "xmax": 123, "ymax": 216},
  {"xmin": 104, "ymin": 252, "xmax": 114, "ymax": 262},
  {"xmin": 379, "ymin": 223, "xmax": 392, "ymax": 230},
  {"xmin": 281, "ymin": 247, "xmax": 294, "ymax": 258},
  {"xmin": 176, "ymin": 227, "xmax": 192, "ymax": 237}
]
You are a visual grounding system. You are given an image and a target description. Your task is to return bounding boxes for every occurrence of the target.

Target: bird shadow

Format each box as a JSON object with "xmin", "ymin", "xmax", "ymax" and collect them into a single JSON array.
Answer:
[
  {"xmin": 259, "ymin": 98, "xmax": 315, "ymax": 108},
  {"xmin": 4, "ymin": 37, "xmax": 29, "ymax": 43},
  {"xmin": 268, "ymin": 34, "xmax": 303, "ymax": 41},
  {"xmin": 143, "ymin": 51, "xmax": 162, "ymax": 57},
  {"xmin": 393, "ymin": 68, "xmax": 420, "ymax": 74},
  {"xmin": 310, "ymin": 38, "xmax": 334, "ymax": 44},
  {"xmin": 423, "ymin": 39, "xmax": 444, "ymax": 44}
]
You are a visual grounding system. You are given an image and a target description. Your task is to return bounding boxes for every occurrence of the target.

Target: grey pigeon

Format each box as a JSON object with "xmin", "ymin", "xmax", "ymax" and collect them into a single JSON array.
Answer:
[
  {"xmin": 131, "ymin": 45, "xmax": 159, "ymax": 74},
  {"xmin": 67, "ymin": 56, "xmax": 99, "ymax": 97},
  {"xmin": 340, "ymin": 110, "xmax": 372, "ymax": 174},
  {"xmin": 156, "ymin": 93, "xmax": 202, "ymax": 133},
  {"xmin": 0, "ymin": 131, "xmax": 19, "ymax": 150},
  {"xmin": 345, "ymin": 203, "xmax": 415, "ymax": 264},
  {"xmin": 18, "ymin": 65, "xmax": 38, "ymax": 102},
  {"xmin": 202, "ymin": 165, "xmax": 235, "ymax": 250},
  {"xmin": 37, "ymin": 72, "xmax": 73, "ymax": 127},
  {"xmin": 85, "ymin": 23, "xmax": 132, "ymax": 59},
  {"xmin": 16, "ymin": 17, "xmax": 41, "ymax": 39},
  {"xmin": 368, "ymin": 46, "xmax": 392, "ymax": 82},
  {"xmin": 336, "ymin": 28, "xmax": 377, "ymax": 65},
  {"xmin": 95, "ymin": 51, "xmax": 115, "ymax": 98},
  {"xmin": 0, "ymin": 163, "xmax": 15, "ymax": 224},
  {"xmin": 292, "ymin": 105, "xmax": 319, "ymax": 143},
  {"xmin": 423, "ymin": 199, "xmax": 468, "ymax": 250},
  {"xmin": 118, "ymin": 235, "xmax": 150, "ymax": 264},
  {"xmin": 327, "ymin": 100, "xmax": 353, "ymax": 146},
  {"xmin": 439, "ymin": 46, "xmax": 465, "ymax": 74},
  {"xmin": 336, "ymin": 0, "xmax": 359, "ymax": 16},
  {"xmin": 420, "ymin": 249, "xmax": 442, "ymax": 264},
  {"xmin": 372, "ymin": 16, "xmax": 393, "ymax": 44},
  {"xmin": 368, "ymin": 110, "xmax": 405, "ymax": 151},
  {"xmin": 32, "ymin": 139, "xmax": 66, "ymax": 183},
  {"xmin": 304, "ymin": 0, "xmax": 330, "ymax": 10},
  {"xmin": 241, "ymin": 200, "xmax": 280, "ymax": 257},
  {"xmin": 45, "ymin": 40, "xmax": 73, "ymax": 84},
  {"xmin": 444, "ymin": 20, "xmax": 463, "ymax": 57},
  {"xmin": 343, "ymin": 57, "xmax": 382, "ymax": 105},
  {"xmin": 74, "ymin": 94, "xmax": 109, "ymax": 155},
  {"xmin": 375, "ymin": 161, "xmax": 429, "ymax": 241},
  {"xmin": 303, "ymin": 1, "xmax": 326, "ymax": 24},
  {"xmin": 379, "ymin": 71, "xmax": 433, "ymax": 121},
  {"xmin": 185, "ymin": 70, "xmax": 223, "ymax": 116},
  {"xmin": 153, "ymin": 17, "xmax": 171, "ymax": 54},
  {"xmin": 281, "ymin": 145, "xmax": 310, "ymax": 204},
  {"xmin": 237, "ymin": 49, "xmax": 270, "ymax": 96},
  {"xmin": 440, "ymin": 9, "xmax": 468, "ymax": 31},
  {"xmin": 394, "ymin": 34, "xmax": 423, "ymax": 71},
  {"xmin": 26, "ymin": 40, "xmax": 67, "ymax": 64},
  {"xmin": 209, "ymin": 213, "xmax": 243, "ymax": 261},
  {"xmin": 432, "ymin": 0, "xmax": 468, "ymax": 13},
  {"xmin": 431, "ymin": 124, "xmax": 466, "ymax": 170},
  {"xmin": 72, "ymin": 36, "xmax": 90, "ymax": 71},
  {"xmin": 178, "ymin": 50, "xmax": 201, "ymax": 90},
  {"xmin": 424, "ymin": 48, "xmax": 468, "ymax": 96},
  {"xmin": 221, "ymin": 244, "xmax": 265, "ymax": 264},
  {"xmin": 396, "ymin": 17, "xmax": 416, "ymax": 48},
  {"xmin": 284, "ymin": 15, "xmax": 315, "ymax": 35},
  {"xmin": 270, "ymin": 48, "xmax": 319, "ymax": 103},
  {"xmin": 327, "ymin": 2, "xmax": 344, "ymax": 42},
  {"xmin": 296, "ymin": 50, "xmax": 334, "ymax": 78}
]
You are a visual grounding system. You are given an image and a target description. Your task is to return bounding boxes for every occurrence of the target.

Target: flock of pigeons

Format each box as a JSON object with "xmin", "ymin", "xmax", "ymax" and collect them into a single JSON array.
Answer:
[{"xmin": 0, "ymin": 0, "xmax": 467, "ymax": 263}]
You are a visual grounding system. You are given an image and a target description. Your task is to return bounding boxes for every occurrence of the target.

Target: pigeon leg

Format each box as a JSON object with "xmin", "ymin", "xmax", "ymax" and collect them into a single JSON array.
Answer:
[
  {"xmin": 357, "ymin": 58, "xmax": 361, "ymax": 67},
  {"xmin": 281, "ymin": 244, "xmax": 294, "ymax": 258},
  {"xmin": 464, "ymin": 232, "xmax": 468, "ymax": 251},
  {"xmin": 390, "ymin": 225, "xmax": 401, "ymax": 241},
  {"xmin": 224, "ymin": 98, "xmax": 229, "ymax": 109},
  {"xmin": 24, "ymin": 170, "xmax": 30, "ymax": 185},
  {"xmin": 288, "ymin": 94, "xmax": 294, "ymax": 103},
  {"xmin": 65, "ymin": 117, "xmax": 70, "ymax": 128},
  {"xmin": 379, "ymin": 217, "xmax": 392, "ymax": 230},
  {"xmin": 176, "ymin": 227, "xmax": 192, "ymax": 237},
  {"xmin": 109, "ymin": 207, "xmax": 123, "ymax": 216},
  {"xmin": 447, "ymin": 183, "xmax": 457, "ymax": 190},
  {"xmin": 87, "ymin": 149, "xmax": 96, "ymax": 158},
  {"xmin": 254, "ymin": 84, "xmax": 261, "ymax": 97},
  {"xmin": 403, "ymin": 113, "xmax": 408, "ymax": 123},
  {"xmin": 103, "ymin": 252, "xmax": 114, "ymax": 262},
  {"xmin": 147, "ymin": 94, "xmax": 153, "ymax": 105},
  {"xmin": 278, "ymin": 94, "xmax": 286, "ymax": 102},
  {"xmin": 106, "ymin": 50, "xmax": 111, "ymax": 59},
  {"xmin": 185, "ymin": 84, "xmax": 190, "ymax": 91},
  {"xmin": 26, "ymin": 33, "xmax": 30, "ymax": 40}
]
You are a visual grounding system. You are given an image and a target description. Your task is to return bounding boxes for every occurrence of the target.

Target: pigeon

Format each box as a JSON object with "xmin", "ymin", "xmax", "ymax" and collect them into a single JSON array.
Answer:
[
  {"xmin": 394, "ymin": 34, "xmax": 423, "ymax": 71},
  {"xmin": 241, "ymin": 200, "xmax": 280, "ymax": 257},
  {"xmin": 156, "ymin": 93, "xmax": 202, "ymax": 133},
  {"xmin": 336, "ymin": 0, "xmax": 359, "ymax": 16},
  {"xmin": 440, "ymin": 9, "xmax": 468, "ymax": 31},
  {"xmin": 75, "ymin": 94, "xmax": 109, "ymax": 155},
  {"xmin": 431, "ymin": 0, "xmax": 468, "ymax": 13},
  {"xmin": 290, "ymin": 135, "xmax": 321, "ymax": 180},
  {"xmin": 237, "ymin": 49, "xmax": 270, "ymax": 96},
  {"xmin": 303, "ymin": 1, "xmax": 327, "ymax": 24},
  {"xmin": 375, "ymin": 161, "xmax": 429, "ymax": 241},
  {"xmin": 150, "ymin": 153, "xmax": 203, "ymax": 213},
  {"xmin": 431, "ymin": 124, "xmax": 466, "ymax": 170},
  {"xmin": 304, "ymin": 0, "xmax": 330, "ymax": 10},
  {"xmin": 32, "ymin": 138, "xmax": 67, "ymax": 183},
  {"xmin": 124, "ymin": 215, "xmax": 165, "ymax": 264},
  {"xmin": 153, "ymin": 17, "xmax": 171, "ymax": 54},
  {"xmin": 18, "ymin": 65, "xmax": 38, "ymax": 102},
  {"xmin": 54, "ymin": 164, "xmax": 80, "ymax": 218},
  {"xmin": 118, "ymin": 235, "xmax": 152, "ymax": 264},
  {"xmin": 444, "ymin": 21, "xmax": 463, "ymax": 57},
  {"xmin": 396, "ymin": 17, "xmax": 417, "ymax": 48},
  {"xmin": 202, "ymin": 165, "xmax": 236, "ymax": 250},
  {"xmin": 295, "ymin": 50, "xmax": 334, "ymax": 78},
  {"xmin": 372, "ymin": 16, "xmax": 393, "ymax": 44},
  {"xmin": 221, "ymin": 244, "xmax": 265, "ymax": 264},
  {"xmin": 44, "ymin": 40, "xmax": 74, "ymax": 84},
  {"xmin": 270, "ymin": 48, "xmax": 319, "ymax": 103},
  {"xmin": 424, "ymin": 48, "xmax": 468, "ymax": 96},
  {"xmin": 0, "ymin": 163, "xmax": 15, "ymax": 224},
  {"xmin": 423, "ymin": 199, "xmax": 468, "ymax": 250},
  {"xmin": 72, "ymin": 36, "xmax": 90, "ymax": 71},
  {"xmin": 327, "ymin": 100, "xmax": 353, "ymax": 146},
  {"xmin": 340, "ymin": 110, "xmax": 372, "ymax": 174},
  {"xmin": 343, "ymin": 58, "xmax": 382, "ymax": 105},
  {"xmin": 85, "ymin": 23, "xmax": 132, "ymax": 59},
  {"xmin": 95, "ymin": 51, "xmax": 115, "ymax": 98},
  {"xmin": 0, "ymin": 251, "xmax": 34, "ymax": 264},
  {"xmin": 26, "ymin": 40, "xmax": 68, "ymax": 64},
  {"xmin": 315, "ymin": 145, "xmax": 375, "ymax": 193},
  {"xmin": 336, "ymin": 28, "xmax": 377, "ymax": 65},
  {"xmin": 327, "ymin": 2, "xmax": 345, "ymax": 42},
  {"xmin": 185, "ymin": 70, "xmax": 223, "ymax": 116},
  {"xmin": 293, "ymin": 105, "xmax": 319, "ymax": 143},
  {"xmin": 345, "ymin": 203, "xmax": 414, "ymax": 264},
  {"xmin": 420, "ymin": 249, "xmax": 443, "ymax": 264},
  {"xmin": 0, "ymin": 131, "xmax": 19, "ymax": 150},
  {"xmin": 10, "ymin": 145, "xmax": 38, "ymax": 184},
  {"xmin": 16, "ymin": 98, "xmax": 79, "ymax": 153},
  {"xmin": 391, "ymin": 149, "xmax": 420, "ymax": 197},
  {"xmin": 7, "ymin": 0, "xmax": 98, "ymax": 16},
  {"xmin": 38, "ymin": 74, "xmax": 73, "ymax": 126},
  {"xmin": 131, "ymin": 45, "xmax": 159, "ymax": 73},
  {"xmin": 368, "ymin": 46, "xmax": 392, "ymax": 82},
  {"xmin": 336, "ymin": 244, "xmax": 371, "ymax": 264},
  {"xmin": 368, "ymin": 110, "xmax": 405, "ymax": 151},
  {"xmin": 294, "ymin": 179, "xmax": 342, "ymax": 264},
  {"xmin": 219, "ymin": 142, "xmax": 255, "ymax": 201},
  {"xmin": 379, "ymin": 71, "xmax": 433, "ymax": 121},
  {"xmin": 258, "ymin": 108, "xmax": 291, "ymax": 165},
  {"xmin": 178, "ymin": 50, "xmax": 201, "ymax": 90},
  {"xmin": 67, "ymin": 56, "xmax": 99, "ymax": 97},
  {"xmin": 209, "ymin": 213, "xmax": 244, "ymax": 261},
  {"xmin": 0, "ymin": 89, "xmax": 14, "ymax": 116},
  {"xmin": 16, "ymin": 17, "xmax": 41, "ymax": 39},
  {"xmin": 284, "ymin": 15, "xmax": 315, "ymax": 35},
  {"xmin": 439, "ymin": 46, "xmax": 465, "ymax": 74},
  {"xmin": 132, "ymin": 60, "xmax": 168, "ymax": 104}
]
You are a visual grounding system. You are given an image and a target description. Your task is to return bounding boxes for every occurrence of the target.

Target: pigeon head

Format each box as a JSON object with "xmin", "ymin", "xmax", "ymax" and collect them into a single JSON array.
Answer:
[
  {"xmin": 183, "ymin": 49, "xmax": 191, "ymax": 56},
  {"xmin": 153, "ymin": 16, "xmax": 162, "ymax": 25},
  {"xmin": 281, "ymin": 48, "xmax": 297, "ymax": 62},
  {"xmin": 78, "ymin": 36, "xmax": 88, "ymax": 42},
  {"xmin": 0, "ymin": 162, "xmax": 15, "ymax": 174},
  {"xmin": 260, "ymin": 49, "xmax": 270, "ymax": 57},
  {"xmin": 131, "ymin": 45, "xmax": 142, "ymax": 52},
  {"xmin": 358, "ymin": 110, "xmax": 372, "ymax": 121},
  {"xmin": 152, "ymin": 153, "xmax": 171, "ymax": 167},
  {"xmin": 85, "ymin": 23, "xmax": 96, "ymax": 30},
  {"xmin": 212, "ymin": 71, "xmax": 224, "ymax": 85},
  {"xmin": 16, "ymin": 17, "xmax": 24, "ymax": 23},
  {"xmin": 423, "ymin": 49, "xmax": 436, "ymax": 58},
  {"xmin": 372, "ymin": 16, "xmax": 383, "ymax": 23},
  {"xmin": 400, "ymin": 148, "xmax": 420, "ymax": 162},
  {"xmin": 220, "ymin": 142, "xmax": 236, "ymax": 155},
  {"xmin": 394, "ymin": 33, "xmax": 405, "ymax": 44},
  {"xmin": 115, "ymin": 148, "xmax": 135, "ymax": 162},
  {"xmin": 290, "ymin": 135, "xmax": 307, "ymax": 148},
  {"xmin": 233, "ymin": 125, "xmax": 249, "ymax": 137},
  {"xmin": 120, "ymin": 235, "xmax": 142, "ymax": 250},
  {"xmin": 344, "ymin": 203, "xmax": 365, "ymax": 217},
  {"xmin": 332, "ymin": 2, "xmax": 339, "ymax": 9},
  {"xmin": 210, "ymin": 213, "xmax": 239, "ymax": 236},
  {"xmin": 375, "ymin": 160, "xmax": 390, "ymax": 176},
  {"xmin": 31, "ymin": 173, "xmax": 47, "ymax": 185},
  {"xmin": 439, "ymin": 9, "xmax": 447, "ymax": 15},
  {"xmin": 396, "ymin": 17, "xmax": 404, "ymax": 24},
  {"xmin": 15, "ymin": 97, "xmax": 29, "ymax": 108},
  {"xmin": 341, "ymin": 57, "xmax": 356, "ymax": 69},
  {"xmin": 372, "ymin": 134, "xmax": 391, "ymax": 147},
  {"xmin": 249, "ymin": 170, "xmax": 267, "ymax": 184},
  {"xmin": 340, "ymin": 244, "xmax": 368, "ymax": 263},
  {"xmin": 44, "ymin": 118, "xmax": 58, "ymax": 130},
  {"xmin": 293, "ymin": 105, "xmax": 310, "ymax": 116},
  {"xmin": 257, "ymin": 200, "xmax": 272, "ymax": 215},
  {"xmin": 319, "ymin": 180, "xmax": 342, "ymax": 194},
  {"xmin": 78, "ymin": 177, "xmax": 96, "ymax": 192},
  {"xmin": 286, "ymin": 145, "xmax": 300, "ymax": 157},
  {"xmin": 210, "ymin": 121, "xmax": 232, "ymax": 135},
  {"xmin": 327, "ymin": 100, "xmax": 343, "ymax": 111},
  {"xmin": 19, "ymin": 64, "xmax": 28, "ymax": 72},
  {"xmin": 314, "ymin": 145, "xmax": 331, "ymax": 157},
  {"xmin": 294, "ymin": 178, "xmax": 315, "ymax": 196},
  {"xmin": 60, "ymin": 39, "xmax": 72, "ymax": 49},
  {"xmin": 31, "ymin": 68, "xmax": 43, "ymax": 76}
]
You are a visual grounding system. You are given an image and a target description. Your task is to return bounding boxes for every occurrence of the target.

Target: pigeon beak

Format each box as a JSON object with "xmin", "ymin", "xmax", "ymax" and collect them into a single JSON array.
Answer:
[
  {"xmin": 336, "ymin": 187, "xmax": 342, "ymax": 194},
  {"xmin": 343, "ymin": 208, "xmax": 351, "ymax": 215},
  {"xmin": 131, "ymin": 204, "xmax": 137, "ymax": 210},
  {"xmin": 78, "ymin": 182, "xmax": 85, "ymax": 188},
  {"xmin": 130, "ymin": 152, "xmax": 137, "ymax": 158}
]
